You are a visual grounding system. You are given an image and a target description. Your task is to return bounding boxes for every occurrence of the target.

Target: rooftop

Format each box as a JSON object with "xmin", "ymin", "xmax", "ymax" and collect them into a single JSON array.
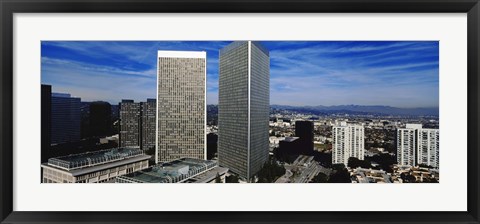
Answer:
[
  {"xmin": 116, "ymin": 158, "xmax": 218, "ymax": 183},
  {"xmin": 47, "ymin": 148, "xmax": 145, "ymax": 170},
  {"xmin": 281, "ymin": 137, "xmax": 299, "ymax": 143}
]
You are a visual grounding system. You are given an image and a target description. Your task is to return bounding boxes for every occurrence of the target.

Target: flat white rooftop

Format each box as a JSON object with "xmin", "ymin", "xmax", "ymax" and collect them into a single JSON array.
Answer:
[{"xmin": 157, "ymin": 50, "xmax": 206, "ymax": 58}]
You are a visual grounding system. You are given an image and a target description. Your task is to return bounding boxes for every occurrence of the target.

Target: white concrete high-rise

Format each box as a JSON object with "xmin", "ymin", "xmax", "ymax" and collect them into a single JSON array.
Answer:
[
  {"xmin": 332, "ymin": 121, "xmax": 365, "ymax": 166},
  {"xmin": 156, "ymin": 51, "xmax": 206, "ymax": 163},
  {"xmin": 397, "ymin": 124, "xmax": 439, "ymax": 168},
  {"xmin": 218, "ymin": 41, "xmax": 270, "ymax": 180}
]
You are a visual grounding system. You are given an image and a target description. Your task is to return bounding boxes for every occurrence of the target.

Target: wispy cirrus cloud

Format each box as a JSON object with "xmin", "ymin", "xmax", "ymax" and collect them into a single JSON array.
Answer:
[
  {"xmin": 262, "ymin": 41, "xmax": 439, "ymax": 107},
  {"xmin": 42, "ymin": 41, "xmax": 439, "ymax": 107}
]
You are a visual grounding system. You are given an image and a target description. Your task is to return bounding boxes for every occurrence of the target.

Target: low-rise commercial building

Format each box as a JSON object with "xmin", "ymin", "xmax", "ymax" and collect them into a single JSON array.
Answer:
[
  {"xmin": 41, "ymin": 148, "xmax": 150, "ymax": 183},
  {"xmin": 350, "ymin": 168, "xmax": 392, "ymax": 183},
  {"xmin": 116, "ymin": 158, "xmax": 228, "ymax": 183}
]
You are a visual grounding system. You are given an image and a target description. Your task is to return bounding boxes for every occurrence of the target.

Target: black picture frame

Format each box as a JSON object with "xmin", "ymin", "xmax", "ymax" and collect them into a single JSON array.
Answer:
[{"xmin": 1, "ymin": 0, "xmax": 479, "ymax": 223}]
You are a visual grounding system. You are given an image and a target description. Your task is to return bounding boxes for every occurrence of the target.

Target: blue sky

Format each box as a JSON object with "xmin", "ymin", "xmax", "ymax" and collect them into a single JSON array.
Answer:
[{"xmin": 41, "ymin": 41, "xmax": 439, "ymax": 108}]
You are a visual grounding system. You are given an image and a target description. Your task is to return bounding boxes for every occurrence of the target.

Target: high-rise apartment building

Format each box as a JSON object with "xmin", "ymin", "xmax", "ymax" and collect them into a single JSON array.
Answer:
[
  {"xmin": 156, "ymin": 51, "xmax": 206, "ymax": 163},
  {"xmin": 51, "ymin": 92, "xmax": 81, "ymax": 145},
  {"xmin": 218, "ymin": 41, "xmax": 270, "ymax": 180},
  {"xmin": 397, "ymin": 124, "xmax": 439, "ymax": 168},
  {"xmin": 332, "ymin": 121, "xmax": 365, "ymax": 166}
]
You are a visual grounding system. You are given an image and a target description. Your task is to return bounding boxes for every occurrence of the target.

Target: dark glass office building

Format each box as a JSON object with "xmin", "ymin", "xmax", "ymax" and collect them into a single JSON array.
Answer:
[
  {"xmin": 218, "ymin": 41, "xmax": 270, "ymax": 180},
  {"xmin": 295, "ymin": 120, "xmax": 314, "ymax": 155},
  {"xmin": 51, "ymin": 92, "xmax": 81, "ymax": 145},
  {"xmin": 41, "ymin": 84, "xmax": 52, "ymax": 162},
  {"xmin": 89, "ymin": 101, "xmax": 112, "ymax": 137}
]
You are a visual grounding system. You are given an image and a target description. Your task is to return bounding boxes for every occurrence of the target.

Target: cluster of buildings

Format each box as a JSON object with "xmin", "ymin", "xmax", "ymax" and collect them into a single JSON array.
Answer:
[
  {"xmin": 41, "ymin": 85, "xmax": 116, "ymax": 162},
  {"xmin": 42, "ymin": 41, "xmax": 271, "ymax": 183},
  {"xmin": 274, "ymin": 121, "xmax": 315, "ymax": 159},
  {"xmin": 348, "ymin": 164, "xmax": 439, "ymax": 183},
  {"xmin": 350, "ymin": 168, "xmax": 392, "ymax": 183},
  {"xmin": 397, "ymin": 124, "xmax": 440, "ymax": 168},
  {"xmin": 330, "ymin": 121, "xmax": 439, "ymax": 170},
  {"xmin": 41, "ymin": 40, "xmax": 440, "ymax": 184},
  {"xmin": 119, "ymin": 99, "xmax": 156, "ymax": 151}
]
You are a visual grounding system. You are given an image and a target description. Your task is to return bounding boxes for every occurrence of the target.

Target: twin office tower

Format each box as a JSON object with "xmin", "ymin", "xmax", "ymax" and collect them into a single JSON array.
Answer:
[{"xmin": 155, "ymin": 41, "xmax": 270, "ymax": 180}]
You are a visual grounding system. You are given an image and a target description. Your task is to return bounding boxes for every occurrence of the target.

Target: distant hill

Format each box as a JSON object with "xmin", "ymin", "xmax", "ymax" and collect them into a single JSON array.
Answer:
[
  {"xmin": 206, "ymin": 104, "xmax": 438, "ymax": 117},
  {"xmin": 270, "ymin": 104, "xmax": 438, "ymax": 117}
]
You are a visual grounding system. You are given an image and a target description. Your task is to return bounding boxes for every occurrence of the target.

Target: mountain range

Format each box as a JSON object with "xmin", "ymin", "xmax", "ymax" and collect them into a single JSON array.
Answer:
[{"xmin": 270, "ymin": 104, "xmax": 439, "ymax": 116}]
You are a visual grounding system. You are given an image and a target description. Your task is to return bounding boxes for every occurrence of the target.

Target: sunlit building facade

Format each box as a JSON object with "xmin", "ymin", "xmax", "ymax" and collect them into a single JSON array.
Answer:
[
  {"xmin": 218, "ymin": 41, "xmax": 270, "ymax": 180},
  {"xmin": 332, "ymin": 122, "xmax": 365, "ymax": 166},
  {"xmin": 397, "ymin": 124, "xmax": 439, "ymax": 168},
  {"xmin": 156, "ymin": 51, "xmax": 206, "ymax": 163}
]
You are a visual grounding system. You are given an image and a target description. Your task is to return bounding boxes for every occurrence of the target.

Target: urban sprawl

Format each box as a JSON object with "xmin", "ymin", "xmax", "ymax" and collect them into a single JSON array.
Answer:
[{"xmin": 41, "ymin": 41, "xmax": 439, "ymax": 184}]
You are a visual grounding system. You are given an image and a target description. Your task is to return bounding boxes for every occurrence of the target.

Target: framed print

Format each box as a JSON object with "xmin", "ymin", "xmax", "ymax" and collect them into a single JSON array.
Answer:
[{"xmin": 1, "ymin": 0, "xmax": 479, "ymax": 223}]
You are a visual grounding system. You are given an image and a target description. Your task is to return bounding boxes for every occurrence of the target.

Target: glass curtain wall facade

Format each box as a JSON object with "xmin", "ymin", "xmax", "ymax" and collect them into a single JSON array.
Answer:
[
  {"xmin": 218, "ymin": 41, "xmax": 270, "ymax": 180},
  {"xmin": 51, "ymin": 93, "xmax": 81, "ymax": 145}
]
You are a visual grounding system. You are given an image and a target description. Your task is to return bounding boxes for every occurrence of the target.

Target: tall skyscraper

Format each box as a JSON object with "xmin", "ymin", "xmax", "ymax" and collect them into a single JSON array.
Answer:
[
  {"xmin": 89, "ymin": 101, "xmax": 112, "ymax": 138},
  {"xmin": 397, "ymin": 124, "xmax": 439, "ymax": 168},
  {"xmin": 141, "ymin": 99, "xmax": 156, "ymax": 151},
  {"xmin": 332, "ymin": 121, "xmax": 365, "ymax": 166},
  {"xmin": 295, "ymin": 120, "xmax": 314, "ymax": 155},
  {"xmin": 218, "ymin": 41, "xmax": 270, "ymax": 180},
  {"xmin": 119, "ymin": 100, "xmax": 141, "ymax": 148},
  {"xmin": 51, "ymin": 92, "xmax": 81, "ymax": 145},
  {"xmin": 156, "ymin": 51, "xmax": 206, "ymax": 163},
  {"xmin": 41, "ymin": 84, "xmax": 52, "ymax": 162}
]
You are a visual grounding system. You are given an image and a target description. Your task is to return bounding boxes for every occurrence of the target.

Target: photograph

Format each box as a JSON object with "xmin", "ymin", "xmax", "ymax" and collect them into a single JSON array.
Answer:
[{"xmin": 40, "ymin": 40, "xmax": 440, "ymax": 184}]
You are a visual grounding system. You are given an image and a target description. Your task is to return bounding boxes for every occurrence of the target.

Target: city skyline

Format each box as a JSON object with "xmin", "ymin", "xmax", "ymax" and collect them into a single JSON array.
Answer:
[{"xmin": 41, "ymin": 41, "xmax": 439, "ymax": 108}]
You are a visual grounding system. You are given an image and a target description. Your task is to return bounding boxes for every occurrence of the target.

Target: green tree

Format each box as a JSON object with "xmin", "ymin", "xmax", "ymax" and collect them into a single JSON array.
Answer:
[
  {"xmin": 331, "ymin": 163, "xmax": 346, "ymax": 171},
  {"xmin": 226, "ymin": 174, "xmax": 239, "ymax": 183},
  {"xmin": 328, "ymin": 169, "xmax": 351, "ymax": 183},
  {"xmin": 347, "ymin": 157, "xmax": 371, "ymax": 169},
  {"xmin": 256, "ymin": 159, "xmax": 286, "ymax": 183},
  {"xmin": 400, "ymin": 173, "xmax": 417, "ymax": 183},
  {"xmin": 311, "ymin": 173, "xmax": 328, "ymax": 183}
]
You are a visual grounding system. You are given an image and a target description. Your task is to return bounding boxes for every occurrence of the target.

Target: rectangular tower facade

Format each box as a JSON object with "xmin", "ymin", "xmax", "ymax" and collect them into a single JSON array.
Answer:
[
  {"xmin": 218, "ymin": 41, "xmax": 270, "ymax": 180},
  {"xmin": 141, "ymin": 99, "xmax": 157, "ymax": 151},
  {"xmin": 51, "ymin": 92, "xmax": 81, "ymax": 145},
  {"xmin": 397, "ymin": 128, "xmax": 417, "ymax": 166},
  {"xmin": 295, "ymin": 120, "xmax": 314, "ymax": 155},
  {"xmin": 119, "ymin": 100, "xmax": 141, "ymax": 148},
  {"xmin": 397, "ymin": 124, "xmax": 439, "ymax": 168},
  {"xmin": 41, "ymin": 84, "xmax": 52, "ymax": 162},
  {"xmin": 418, "ymin": 129, "xmax": 439, "ymax": 168},
  {"xmin": 332, "ymin": 122, "xmax": 365, "ymax": 166},
  {"xmin": 156, "ymin": 51, "xmax": 206, "ymax": 163}
]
